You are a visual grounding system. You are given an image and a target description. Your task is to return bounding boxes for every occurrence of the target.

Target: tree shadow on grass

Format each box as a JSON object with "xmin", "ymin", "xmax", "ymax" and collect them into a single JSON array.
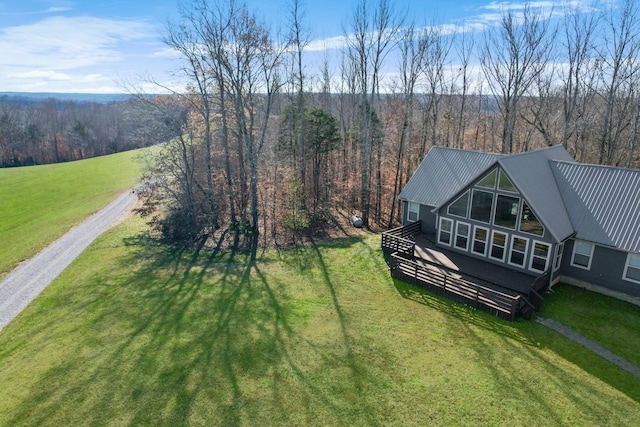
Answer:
[
  {"xmin": 394, "ymin": 278, "xmax": 640, "ymax": 412},
  {"xmin": 3, "ymin": 232, "xmax": 391, "ymax": 426}
]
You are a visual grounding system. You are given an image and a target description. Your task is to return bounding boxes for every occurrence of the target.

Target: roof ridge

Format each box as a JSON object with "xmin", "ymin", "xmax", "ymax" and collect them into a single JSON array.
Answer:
[{"xmin": 551, "ymin": 159, "xmax": 640, "ymax": 174}]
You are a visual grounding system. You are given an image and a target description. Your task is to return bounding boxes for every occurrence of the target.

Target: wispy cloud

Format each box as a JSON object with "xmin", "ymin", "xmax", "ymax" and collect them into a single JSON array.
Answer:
[{"xmin": 0, "ymin": 15, "xmax": 160, "ymax": 92}]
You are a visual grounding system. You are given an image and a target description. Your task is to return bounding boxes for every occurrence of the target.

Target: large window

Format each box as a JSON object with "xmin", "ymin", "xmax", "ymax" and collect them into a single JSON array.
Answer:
[
  {"xmin": 509, "ymin": 236, "xmax": 528, "ymax": 267},
  {"xmin": 498, "ymin": 170, "xmax": 516, "ymax": 192},
  {"xmin": 439, "ymin": 217, "xmax": 453, "ymax": 246},
  {"xmin": 520, "ymin": 201, "xmax": 544, "ymax": 236},
  {"xmin": 448, "ymin": 191, "xmax": 469, "ymax": 218},
  {"xmin": 489, "ymin": 231, "xmax": 508, "ymax": 262},
  {"xmin": 623, "ymin": 253, "xmax": 640, "ymax": 283},
  {"xmin": 407, "ymin": 202, "xmax": 419, "ymax": 222},
  {"xmin": 477, "ymin": 169, "xmax": 497, "ymax": 189},
  {"xmin": 530, "ymin": 241, "xmax": 551, "ymax": 272},
  {"xmin": 472, "ymin": 226, "xmax": 489, "ymax": 256},
  {"xmin": 494, "ymin": 195, "xmax": 519, "ymax": 229},
  {"xmin": 455, "ymin": 222, "xmax": 470, "ymax": 251},
  {"xmin": 571, "ymin": 240, "xmax": 594, "ymax": 270},
  {"xmin": 470, "ymin": 190, "xmax": 494, "ymax": 223}
]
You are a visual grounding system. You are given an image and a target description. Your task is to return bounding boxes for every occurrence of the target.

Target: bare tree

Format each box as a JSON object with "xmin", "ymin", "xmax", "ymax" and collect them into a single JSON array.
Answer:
[
  {"xmin": 480, "ymin": 3, "xmax": 554, "ymax": 153},
  {"xmin": 561, "ymin": 5, "xmax": 598, "ymax": 152},
  {"xmin": 594, "ymin": 0, "xmax": 640, "ymax": 164},
  {"xmin": 344, "ymin": 0, "xmax": 403, "ymax": 227}
]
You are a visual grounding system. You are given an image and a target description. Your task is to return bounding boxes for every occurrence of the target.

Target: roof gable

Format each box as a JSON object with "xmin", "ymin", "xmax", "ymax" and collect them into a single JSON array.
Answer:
[
  {"xmin": 551, "ymin": 161, "xmax": 640, "ymax": 252},
  {"xmin": 497, "ymin": 146, "xmax": 575, "ymax": 242},
  {"xmin": 399, "ymin": 146, "xmax": 502, "ymax": 206}
]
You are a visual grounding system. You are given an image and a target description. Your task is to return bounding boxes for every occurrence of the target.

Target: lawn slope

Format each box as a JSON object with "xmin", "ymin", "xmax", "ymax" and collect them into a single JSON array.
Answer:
[
  {"xmin": 0, "ymin": 150, "xmax": 143, "ymax": 277},
  {"xmin": 0, "ymin": 217, "xmax": 638, "ymax": 426}
]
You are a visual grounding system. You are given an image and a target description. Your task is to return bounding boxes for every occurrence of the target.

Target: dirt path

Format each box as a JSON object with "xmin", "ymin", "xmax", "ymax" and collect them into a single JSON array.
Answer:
[{"xmin": 0, "ymin": 190, "xmax": 138, "ymax": 332}]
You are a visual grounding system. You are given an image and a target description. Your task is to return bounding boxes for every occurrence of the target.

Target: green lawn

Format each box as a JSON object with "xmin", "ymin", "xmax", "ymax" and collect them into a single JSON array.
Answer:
[
  {"xmin": 539, "ymin": 283, "xmax": 640, "ymax": 368},
  {"xmin": 0, "ymin": 150, "xmax": 143, "ymax": 278},
  {"xmin": 0, "ymin": 217, "xmax": 638, "ymax": 426}
]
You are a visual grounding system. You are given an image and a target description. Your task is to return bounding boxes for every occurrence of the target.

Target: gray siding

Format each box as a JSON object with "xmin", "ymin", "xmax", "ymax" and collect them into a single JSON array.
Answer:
[
  {"xmin": 401, "ymin": 201, "xmax": 436, "ymax": 233},
  {"xmin": 558, "ymin": 240, "xmax": 640, "ymax": 298}
]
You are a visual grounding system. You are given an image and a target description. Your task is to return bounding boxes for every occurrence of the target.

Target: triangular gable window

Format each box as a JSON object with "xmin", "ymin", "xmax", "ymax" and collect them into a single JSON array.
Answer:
[
  {"xmin": 477, "ymin": 169, "xmax": 497, "ymax": 189},
  {"xmin": 498, "ymin": 170, "xmax": 516, "ymax": 192},
  {"xmin": 447, "ymin": 190, "xmax": 469, "ymax": 218},
  {"xmin": 519, "ymin": 201, "xmax": 544, "ymax": 236}
]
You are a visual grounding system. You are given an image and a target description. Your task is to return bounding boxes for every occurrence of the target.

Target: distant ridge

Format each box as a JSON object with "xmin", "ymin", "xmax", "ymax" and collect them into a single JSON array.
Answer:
[{"xmin": 0, "ymin": 92, "xmax": 134, "ymax": 104}]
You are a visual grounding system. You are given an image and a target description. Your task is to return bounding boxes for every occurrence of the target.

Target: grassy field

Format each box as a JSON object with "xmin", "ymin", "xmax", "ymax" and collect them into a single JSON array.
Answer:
[
  {"xmin": 0, "ymin": 150, "xmax": 143, "ymax": 278},
  {"xmin": 0, "ymin": 215, "xmax": 638, "ymax": 426}
]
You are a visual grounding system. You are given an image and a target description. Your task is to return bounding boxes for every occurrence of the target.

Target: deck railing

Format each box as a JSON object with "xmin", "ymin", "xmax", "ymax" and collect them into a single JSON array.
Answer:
[
  {"xmin": 381, "ymin": 221, "xmax": 421, "ymax": 256},
  {"xmin": 382, "ymin": 221, "xmax": 545, "ymax": 321},
  {"xmin": 390, "ymin": 252, "xmax": 522, "ymax": 321}
]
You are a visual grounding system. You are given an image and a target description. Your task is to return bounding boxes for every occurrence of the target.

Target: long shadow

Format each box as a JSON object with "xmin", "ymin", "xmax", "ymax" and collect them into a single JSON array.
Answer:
[{"xmin": 394, "ymin": 278, "xmax": 640, "ymax": 406}]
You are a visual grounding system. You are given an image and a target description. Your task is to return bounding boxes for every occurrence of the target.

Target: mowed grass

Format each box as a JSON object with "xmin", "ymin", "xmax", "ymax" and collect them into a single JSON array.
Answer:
[
  {"xmin": 0, "ymin": 150, "xmax": 143, "ymax": 277},
  {"xmin": 539, "ymin": 283, "xmax": 640, "ymax": 368},
  {"xmin": 0, "ymin": 217, "xmax": 639, "ymax": 426}
]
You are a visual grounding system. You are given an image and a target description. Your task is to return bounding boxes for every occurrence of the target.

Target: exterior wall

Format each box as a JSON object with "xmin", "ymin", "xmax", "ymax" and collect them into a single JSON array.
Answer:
[
  {"xmin": 431, "ymin": 167, "xmax": 556, "ymax": 277},
  {"xmin": 401, "ymin": 200, "xmax": 437, "ymax": 233},
  {"xmin": 434, "ymin": 211, "xmax": 555, "ymax": 277},
  {"xmin": 555, "ymin": 239, "xmax": 640, "ymax": 299}
]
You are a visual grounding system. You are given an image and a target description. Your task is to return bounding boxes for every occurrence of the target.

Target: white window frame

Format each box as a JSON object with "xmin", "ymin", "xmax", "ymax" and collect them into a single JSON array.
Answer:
[
  {"xmin": 438, "ymin": 217, "xmax": 453, "ymax": 246},
  {"xmin": 529, "ymin": 240, "xmax": 551, "ymax": 273},
  {"xmin": 471, "ymin": 225, "xmax": 489, "ymax": 257},
  {"xmin": 623, "ymin": 253, "xmax": 640, "ymax": 284},
  {"xmin": 407, "ymin": 201, "xmax": 419, "ymax": 223},
  {"xmin": 553, "ymin": 243, "xmax": 564, "ymax": 272},
  {"xmin": 447, "ymin": 190, "xmax": 470, "ymax": 219},
  {"xmin": 508, "ymin": 235, "xmax": 529, "ymax": 268},
  {"xmin": 454, "ymin": 221, "xmax": 471, "ymax": 251},
  {"xmin": 570, "ymin": 240, "xmax": 594, "ymax": 270},
  {"xmin": 489, "ymin": 230, "xmax": 508, "ymax": 262}
]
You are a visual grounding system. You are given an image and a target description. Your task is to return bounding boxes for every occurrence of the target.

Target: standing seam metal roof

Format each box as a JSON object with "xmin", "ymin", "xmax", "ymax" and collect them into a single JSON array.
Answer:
[
  {"xmin": 551, "ymin": 161, "xmax": 640, "ymax": 253},
  {"xmin": 398, "ymin": 147, "xmax": 502, "ymax": 206}
]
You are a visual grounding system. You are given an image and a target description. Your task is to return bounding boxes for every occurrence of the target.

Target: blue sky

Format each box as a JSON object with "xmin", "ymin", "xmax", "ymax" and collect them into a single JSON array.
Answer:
[{"xmin": 0, "ymin": 0, "xmax": 613, "ymax": 93}]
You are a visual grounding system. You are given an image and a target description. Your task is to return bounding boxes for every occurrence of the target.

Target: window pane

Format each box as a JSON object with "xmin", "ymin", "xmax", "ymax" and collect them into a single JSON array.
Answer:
[
  {"xmin": 477, "ymin": 169, "xmax": 497, "ymax": 189},
  {"xmin": 498, "ymin": 170, "xmax": 516, "ymax": 192},
  {"xmin": 472, "ymin": 227, "xmax": 488, "ymax": 255},
  {"xmin": 470, "ymin": 190, "xmax": 494, "ymax": 223},
  {"xmin": 575, "ymin": 241, "xmax": 593, "ymax": 256},
  {"xmin": 490, "ymin": 232, "xmax": 507, "ymax": 261},
  {"xmin": 440, "ymin": 218, "xmax": 452, "ymax": 232},
  {"xmin": 533, "ymin": 242, "xmax": 549, "ymax": 257},
  {"xmin": 531, "ymin": 256, "xmax": 547, "ymax": 272},
  {"xmin": 626, "ymin": 266, "xmax": 640, "ymax": 282},
  {"xmin": 448, "ymin": 191, "xmax": 469, "ymax": 218},
  {"xmin": 520, "ymin": 201, "xmax": 544, "ymax": 236},
  {"xmin": 512, "ymin": 237, "xmax": 527, "ymax": 252},
  {"xmin": 494, "ymin": 195, "xmax": 519, "ymax": 229},
  {"xmin": 573, "ymin": 253, "xmax": 590, "ymax": 267},
  {"xmin": 628, "ymin": 253, "xmax": 640, "ymax": 269}
]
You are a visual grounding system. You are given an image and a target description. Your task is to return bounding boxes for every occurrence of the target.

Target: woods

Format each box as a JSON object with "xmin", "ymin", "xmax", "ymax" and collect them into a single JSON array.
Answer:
[
  {"xmin": 0, "ymin": 96, "xmax": 177, "ymax": 167},
  {"xmin": 5, "ymin": 0, "xmax": 640, "ymax": 248}
]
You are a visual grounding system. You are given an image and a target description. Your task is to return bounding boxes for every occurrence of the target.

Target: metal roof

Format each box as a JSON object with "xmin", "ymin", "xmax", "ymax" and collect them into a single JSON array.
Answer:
[
  {"xmin": 551, "ymin": 161, "xmax": 640, "ymax": 252},
  {"xmin": 498, "ymin": 145, "xmax": 576, "ymax": 243},
  {"xmin": 399, "ymin": 146, "xmax": 502, "ymax": 206}
]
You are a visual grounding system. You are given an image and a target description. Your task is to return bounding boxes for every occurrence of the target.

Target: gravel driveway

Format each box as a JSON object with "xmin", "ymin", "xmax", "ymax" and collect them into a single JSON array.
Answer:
[{"xmin": 0, "ymin": 190, "xmax": 138, "ymax": 331}]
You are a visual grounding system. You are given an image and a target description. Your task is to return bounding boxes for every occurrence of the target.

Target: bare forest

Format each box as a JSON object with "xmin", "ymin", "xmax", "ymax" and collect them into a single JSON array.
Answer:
[
  {"xmin": 7, "ymin": 0, "xmax": 640, "ymax": 249},
  {"xmin": 0, "ymin": 95, "xmax": 181, "ymax": 167}
]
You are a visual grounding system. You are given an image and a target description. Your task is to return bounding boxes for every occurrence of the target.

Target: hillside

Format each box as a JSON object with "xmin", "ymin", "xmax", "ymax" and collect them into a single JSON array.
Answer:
[{"xmin": 0, "ymin": 149, "xmax": 143, "ymax": 278}]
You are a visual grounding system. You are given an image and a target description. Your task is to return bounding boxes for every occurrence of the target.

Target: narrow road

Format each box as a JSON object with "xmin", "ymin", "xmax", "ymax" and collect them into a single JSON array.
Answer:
[{"xmin": 0, "ymin": 190, "xmax": 138, "ymax": 332}]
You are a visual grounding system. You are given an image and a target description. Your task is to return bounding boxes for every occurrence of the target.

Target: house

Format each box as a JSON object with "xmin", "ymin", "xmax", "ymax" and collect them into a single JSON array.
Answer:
[{"xmin": 397, "ymin": 145, "xmax": 640, "ymax": 306}]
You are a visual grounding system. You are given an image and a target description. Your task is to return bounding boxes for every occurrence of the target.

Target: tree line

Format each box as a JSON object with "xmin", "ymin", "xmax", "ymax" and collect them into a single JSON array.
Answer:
[
  {"xmin": 40, "ymin": 0, "xmax": 640, "ymax": 248},
  {"xmin": 0, "ymin": 95, "xmax": 180, "ymax": 167}
]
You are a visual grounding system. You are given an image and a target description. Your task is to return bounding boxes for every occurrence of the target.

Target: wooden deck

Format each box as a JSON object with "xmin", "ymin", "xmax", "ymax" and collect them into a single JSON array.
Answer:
[{"xmin": 382, "ymin": 221, "xmax": 549, "ymax": 321}]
